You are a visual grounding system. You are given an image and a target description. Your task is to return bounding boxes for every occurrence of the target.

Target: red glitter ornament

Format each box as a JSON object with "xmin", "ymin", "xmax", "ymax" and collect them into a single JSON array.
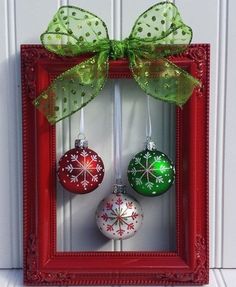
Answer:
[{"xmin": 58, "ymin": 138, "xmax": 105, "ymax": 194}]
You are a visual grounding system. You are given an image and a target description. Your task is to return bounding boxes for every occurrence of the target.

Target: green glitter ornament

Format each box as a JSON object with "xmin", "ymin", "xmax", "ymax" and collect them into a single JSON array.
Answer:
[{"xmin": 127, "ymin": 139, "xmax": 175, "ymax": 197}]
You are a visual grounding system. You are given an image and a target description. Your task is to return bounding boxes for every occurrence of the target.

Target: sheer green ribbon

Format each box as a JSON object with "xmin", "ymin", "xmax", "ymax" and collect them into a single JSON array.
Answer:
[{"xmin": 34, "ymin": 2, "xmax": 200, "ymax": 124}]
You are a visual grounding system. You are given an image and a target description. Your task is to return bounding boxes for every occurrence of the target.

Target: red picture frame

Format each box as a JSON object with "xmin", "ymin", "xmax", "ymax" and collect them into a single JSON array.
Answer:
[{"xmin": 21, "ymin": 44, "xmax": 209, "ymax": 286}]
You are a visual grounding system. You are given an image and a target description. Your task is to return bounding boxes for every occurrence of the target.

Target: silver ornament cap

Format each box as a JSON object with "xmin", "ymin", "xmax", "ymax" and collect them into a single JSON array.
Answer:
[
  {"xmin": 75, "ymin": 133, "xmax": 88, "ymax": 148},
  {"xmin": 145, "ymin": 136, "xmax": 156, "ymax": 151},
  {"xmin": 113, "ymin": 183, "xmax": 126, "ymax": 194}
]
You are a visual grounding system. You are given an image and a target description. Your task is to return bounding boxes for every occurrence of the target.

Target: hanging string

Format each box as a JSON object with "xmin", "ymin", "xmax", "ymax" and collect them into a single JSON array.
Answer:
[
  {"xmin": 79, "ymin": 96, "xmax": 85, "ymax": 138},
  {"xmin": 113, "ymin": 0, "xmax": 122, "ymax": 185},
  {"xmin": 114, "ymin": 82, "xmax": 122, "ymax": 184},
  {"xmin": 146, "ymin": 95, "xmax": 152, "ymax": 139},
  {"xmin": 79, "ymin": 108, "xmax": 84, "ymax": 135}
]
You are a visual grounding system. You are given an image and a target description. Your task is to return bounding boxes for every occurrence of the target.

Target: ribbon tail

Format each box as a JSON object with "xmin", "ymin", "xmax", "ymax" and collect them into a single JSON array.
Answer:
[
  {"xmin": 33, "ymin": 52, "xmax": 109, "ymax": 124},
  {"xmin": 129, "ymin": 53, "xmax": 200, "ymax": 106}
]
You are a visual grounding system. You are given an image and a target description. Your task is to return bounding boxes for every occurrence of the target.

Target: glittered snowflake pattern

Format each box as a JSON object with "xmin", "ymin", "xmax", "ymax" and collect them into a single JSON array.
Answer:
[
  {"xmin": 96, "ymin": 193, "xmax": 143, "ymax": 240},
  {"xmin": 65, "ymin": 151, "xmax": 101, "ymax": 188},
  {"xmin": 127, "ymin": 150, "xmax": 175, "ymax": 196},
  {"xmin": 58, "ymin": 147, "xmax": 104, "ymax": 193}
]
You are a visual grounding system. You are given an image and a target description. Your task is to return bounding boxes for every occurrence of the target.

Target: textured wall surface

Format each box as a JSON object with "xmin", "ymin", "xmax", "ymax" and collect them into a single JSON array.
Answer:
[{"xmin": 0, "ymin": 0, "xmax": 235, "ymax": 285}]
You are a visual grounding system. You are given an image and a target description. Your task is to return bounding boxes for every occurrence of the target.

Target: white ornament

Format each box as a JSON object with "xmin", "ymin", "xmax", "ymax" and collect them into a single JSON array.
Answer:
[{"xmin": 96, "ymin": 192, "xmax": 143, "ymax": 240}]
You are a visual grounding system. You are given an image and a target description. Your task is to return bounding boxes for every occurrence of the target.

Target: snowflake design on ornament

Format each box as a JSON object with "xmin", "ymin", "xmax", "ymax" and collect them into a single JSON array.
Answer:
[
  {"xmin": 58, "ymin": 147, "xmax": 104, "ymax": 193},
  {"xmin": 97, "ymin": 194, "xmax": 143, "ymax": 239},
  {"xmin": 65, "ymin": 151, "xmax": 102, "ymax": 188},
  {"xmin": 130, "ymin": 152, "xmax": 165, "ymax": 190},
  {"xmin": 104, "ymin": 198, "xmax": 136, "ymax": 235},
  {"xmin": 127, "ymin": 150, "xmax": 175, "ymax": 195}
]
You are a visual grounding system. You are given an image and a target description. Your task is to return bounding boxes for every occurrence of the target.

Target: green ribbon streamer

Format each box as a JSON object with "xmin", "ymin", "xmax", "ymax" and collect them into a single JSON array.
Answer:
[{"xmin": 34, "ymin": 2, "xmax": 200, "ymax": 124}]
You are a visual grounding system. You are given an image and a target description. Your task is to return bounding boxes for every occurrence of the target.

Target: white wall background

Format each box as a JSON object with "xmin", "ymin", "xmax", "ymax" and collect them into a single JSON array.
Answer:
[{"xmin": 0, "ymin": 0, "xmax": 235, "ymax": 286}]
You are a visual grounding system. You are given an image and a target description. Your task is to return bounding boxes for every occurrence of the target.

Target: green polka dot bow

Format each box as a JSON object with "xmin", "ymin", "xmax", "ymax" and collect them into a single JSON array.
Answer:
[{"xmin": 34, "ymin": 2, "xmax": 200, "ymax": 124}]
